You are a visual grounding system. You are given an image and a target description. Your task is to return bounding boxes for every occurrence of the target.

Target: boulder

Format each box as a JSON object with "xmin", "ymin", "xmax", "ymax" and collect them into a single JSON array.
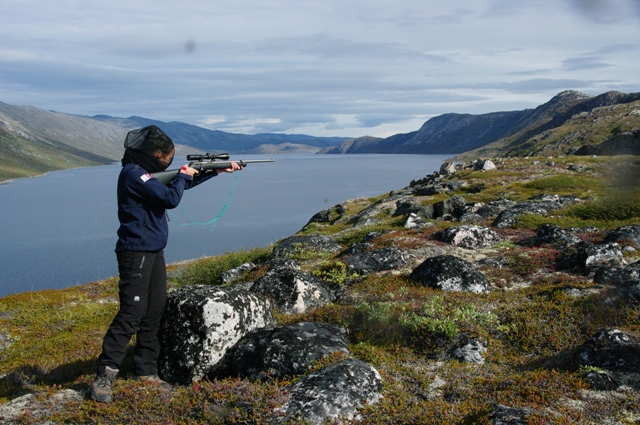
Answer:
[
  {"xmin": 436, "ymin": 225, "xmax": 503, "ymax": 249},
  {"xmin": 577, "ymin": 242, "xmax": 624, "ymax": 274},
  {"xmin": 493, "ymin": 203, "xmax": 553, "ymax": 229},
  {"xmin": 158, "ymin": 285, "xmax": 275, "ymax": 384},
  {"xmin": 576, "ymin": 328, "xmax": 640, "ymax": 374},
  {"xmin": 250, "ymin": 267, "xmax": 336, "ymax": 314},
  {"xmin": 220, "ymin": 262, "xmax": 255, "ymax": 284},
  {"xmin": 227, "ymin": 322, "xmax": 350, "ymax": 381},
  {"xmin": 445, "ymin": 335, "xmax": 487, "ymax": 364},
  {"xmin": 605, "ymin": 224, "xmax": 640, "ymax": 248},
  {"xmin": 593, "ymin": 260, "xmax": 640, "ymax": 288},
  {"xmin": 345, "ymin": 247, "xmax": 409, "ymax": 274},
  {"xmin": 474, "ymin": 159, "xmax": 497, "ymax": 171},
  {"xmin": 439, "ymin": 161, "xmax": 456, "ymax": 176},
  {"xmin": 271, "ymin": 234, "xmax": 342, "ymax": 258},
  {"xmin": 489, "ymin": 404, "xmax": 540, "ymax": 425},
  {"xmin": 410, "ymin": 255, "xmax": 490, "ymax": 293},
  {"xmin": 492, "ymin": 195, "xmax": 568, "ymax": 228},
  {"xmin": 534, "ymin": 224, "xmax": 582, "ymax": 247},
  {"xmin": 433, "ymin": 195, "xmax": 467, "ymax": 219},
  {"xmin": 584, "ymin": 371, "xmax": 620, "ymax": 391},
  {"xmin": 405, "ymin": 212, "xmax": 430, "ymax": 229},
  {"xmin": 394, "ymin": 198, "xmax": 435, "ymax": 219},
  {"xmin": 274, "ymin": 359, "xmax": 383, "ymax": 425}
]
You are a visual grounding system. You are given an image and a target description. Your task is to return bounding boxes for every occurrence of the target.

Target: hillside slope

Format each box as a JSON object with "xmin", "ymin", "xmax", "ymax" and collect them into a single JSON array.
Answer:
[{"xmin": 322, "ymin": 90, "xmax": 640, "ymax": 157}]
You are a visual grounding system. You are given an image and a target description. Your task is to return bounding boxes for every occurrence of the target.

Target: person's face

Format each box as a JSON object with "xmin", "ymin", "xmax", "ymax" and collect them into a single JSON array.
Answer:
[{"xmin": 155, "ymin": 149, "xmax": 175, "ymax": 169}]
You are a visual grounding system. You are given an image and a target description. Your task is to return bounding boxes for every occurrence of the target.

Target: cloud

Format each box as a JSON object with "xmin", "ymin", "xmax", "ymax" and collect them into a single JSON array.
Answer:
[
  {"xmin": 0, "ymin": 0, "xmax": 638, "ymax": 137},
  {"xmin": 562, "ymin": 56, "xmax": 611, "ymax": 71}
]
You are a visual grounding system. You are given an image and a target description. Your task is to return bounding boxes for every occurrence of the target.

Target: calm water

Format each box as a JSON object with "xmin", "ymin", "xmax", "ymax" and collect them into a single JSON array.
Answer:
[{"xmin": 0, "ymin": 154, "xmax": 450, "ymax": 297}]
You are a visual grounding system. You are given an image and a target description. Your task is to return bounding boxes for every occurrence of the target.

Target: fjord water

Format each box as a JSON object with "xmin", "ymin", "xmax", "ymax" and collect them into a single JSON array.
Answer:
[{"xmin": 0, "ymin": 154, "xmax": 450, "ymax": 297}]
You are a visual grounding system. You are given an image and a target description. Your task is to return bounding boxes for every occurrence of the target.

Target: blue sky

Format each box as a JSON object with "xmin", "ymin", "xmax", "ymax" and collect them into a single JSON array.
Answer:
[{"xmin": 1, "ymin": 0, "xmax": 639, "ymax": 137}]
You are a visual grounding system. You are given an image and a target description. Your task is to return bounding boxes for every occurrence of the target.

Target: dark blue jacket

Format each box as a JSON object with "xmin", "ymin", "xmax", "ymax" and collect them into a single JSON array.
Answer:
[{"xmin": 115, "ymin": 164, "xmax": 216, "ymax": 252}]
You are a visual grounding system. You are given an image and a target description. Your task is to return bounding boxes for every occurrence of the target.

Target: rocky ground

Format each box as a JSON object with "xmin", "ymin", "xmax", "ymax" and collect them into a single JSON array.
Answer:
[{"xmin": 1, "ymin": 155, "xmax": 640, "ymax": 424}]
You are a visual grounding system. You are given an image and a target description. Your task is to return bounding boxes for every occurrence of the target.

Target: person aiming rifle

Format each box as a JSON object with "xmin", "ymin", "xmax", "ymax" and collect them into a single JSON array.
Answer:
[{"xmin": 89, "ymin": 125, "xmax": 244, "ymax": 403}]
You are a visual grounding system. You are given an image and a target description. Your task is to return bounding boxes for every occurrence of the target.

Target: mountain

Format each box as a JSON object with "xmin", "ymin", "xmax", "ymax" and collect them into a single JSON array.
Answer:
[
  {"xmin": 319, "ymin": 90, "xmax": 640, "ymax": 157},
  {"xmin": 0, "ymin": 102, "xmax": 349, "ymax": 182}
]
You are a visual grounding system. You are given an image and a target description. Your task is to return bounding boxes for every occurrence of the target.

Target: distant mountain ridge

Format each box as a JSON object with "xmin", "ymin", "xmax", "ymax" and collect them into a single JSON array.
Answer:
[
  {"xmin": 0, "ymin": 103, "xmax": 350, "ymax": 182},
  {"xmin": 319, "ymin": 90, "xmax": 640, "ymax": 157},
  {"xmin": 2, "ymin": 89, "xmax": 640, "ymax": 183}
]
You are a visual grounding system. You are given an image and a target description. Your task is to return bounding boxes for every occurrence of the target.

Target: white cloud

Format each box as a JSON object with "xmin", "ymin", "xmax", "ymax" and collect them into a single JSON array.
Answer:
[{"xmin": 0, "ymin": 0, "xmax": 638, "ymax": 137}]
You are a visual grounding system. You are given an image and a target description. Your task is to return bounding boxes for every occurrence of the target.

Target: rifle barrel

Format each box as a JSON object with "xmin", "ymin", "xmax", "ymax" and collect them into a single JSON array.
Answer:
[{"xmin": 150, "ymin": 158, "xmax": 275, "ymax": 186}]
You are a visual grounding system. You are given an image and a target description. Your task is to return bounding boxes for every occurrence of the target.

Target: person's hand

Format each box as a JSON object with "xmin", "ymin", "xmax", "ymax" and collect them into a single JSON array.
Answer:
[
  {"xmin": 179, "ymin": 165, "xmax": 199, "ymax": 176},
  {"xmin": 219, "ymin": 161, "xmax": 243, "ymax": 173}
]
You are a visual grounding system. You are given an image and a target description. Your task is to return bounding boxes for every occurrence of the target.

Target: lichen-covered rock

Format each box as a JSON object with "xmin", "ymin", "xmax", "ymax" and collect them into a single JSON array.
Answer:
[
  {"xmin": 433, "ymin": 195, "xmax": 466, "ymax": 219},
  {"xmin": 436, "ymin": 225, "xmax": 503, "ymax": 249},
  {"xmin": 474, "ymin": 159, "xmax": 497, "ymax": 171},
  {"xmin": 250, "ymin": 267, "xmax": 335, "ymax": 314},
  {"xmin": 220, "ymin": 262, "xmax": 255, "ymax": 284},
  {"xmin": 445, "ymin": 335, "xmax": 487, "ymax": 364},
  {"xmin": 492, "ymin": 195, "xmax": 567, "ymax": 229},
  {"xmin": 593, "ymin": 260, "xmax": 640, "ymax": 288},
  {"xmin": 534, "ymin": 224, "xmax": 582, "ymax": 247},
  {"xmin": 577, "ymin": 242, "xmax": 624, "ymax": 274},
  {"xmin": 410, "ymin": 255, "xmax": 490, "ymax": 293},
  {"xmin": 275, "ymin": 359, "xmax": 383, "ymax": 425},
  {"xmin": 405, "ymin": 212, "xmax": 434, "ymax": 229},
  {"xmin": 605, "ymin": 224, "xmax": 640, "ymax": 248},
  {"xmin": 158, "ymin": 285, "xmax": 275, "ymax": 384},
  {"xmin": 584, "ymin": 371, "xmax": 620, "ymax": 391},
  {"xmin": 440, "ymin": 161, "xmax": 456, "ymax": 175},
  {"xmin": 394, "ymin": 198, "xmax": 435, "ymax": 220},
  {"xmin": 345, "ymin": 247, "xmax": 409, "ymax": 274},
  {"xmin": 228, "ymin": 322, "xmax": 350, "ymax": 381},
  {"xmin": 271, "ymin": 234, "xmax": 342, "ymax": 258},
  {"xmin": 576, "ymin": 328, "xmax": 640, "ymax": 373}
]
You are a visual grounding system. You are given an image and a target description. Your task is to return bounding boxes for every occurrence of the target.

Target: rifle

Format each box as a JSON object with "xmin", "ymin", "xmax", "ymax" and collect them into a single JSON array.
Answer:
[{"xmin": 150, "ymin": 153, "xmax": 275, "ymax": 185}]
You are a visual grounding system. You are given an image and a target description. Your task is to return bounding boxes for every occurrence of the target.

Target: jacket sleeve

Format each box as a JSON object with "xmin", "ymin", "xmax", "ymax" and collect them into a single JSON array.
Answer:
[
  {"xmin": 184, "ymin": 169, "xmax": 218, "ymax": 190},
  {"xmin": 125, "ymin": 167, "xmax": 190, "ymax": 209}
]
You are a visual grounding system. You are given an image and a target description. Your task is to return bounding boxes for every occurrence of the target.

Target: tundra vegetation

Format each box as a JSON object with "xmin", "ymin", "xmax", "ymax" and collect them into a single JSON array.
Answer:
[{"xmin": 1, "ymin": 155, "xmax": 640, "ymax": 424}]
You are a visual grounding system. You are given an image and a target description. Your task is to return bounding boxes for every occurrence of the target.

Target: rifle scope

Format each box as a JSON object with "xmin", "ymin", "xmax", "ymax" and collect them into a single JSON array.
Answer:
[{"xmin": 186, "ymin": 153, "xmax": 230, "ymax": 161}]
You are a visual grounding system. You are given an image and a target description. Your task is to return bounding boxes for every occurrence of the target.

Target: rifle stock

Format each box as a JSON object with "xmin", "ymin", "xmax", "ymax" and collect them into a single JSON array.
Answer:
[{"xmin": 150, "ymin": 159, "xmax": 275, "ymax": 186}]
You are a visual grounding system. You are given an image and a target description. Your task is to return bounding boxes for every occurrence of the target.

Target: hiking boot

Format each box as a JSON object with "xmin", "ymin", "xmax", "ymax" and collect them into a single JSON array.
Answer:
[
  {"xmin": 88, "ymin": 366, "xmax": 118, "ymax": 403},
  {"xmin": 135, "ymin": 374, "xmax": 171, "ymax": 389}
]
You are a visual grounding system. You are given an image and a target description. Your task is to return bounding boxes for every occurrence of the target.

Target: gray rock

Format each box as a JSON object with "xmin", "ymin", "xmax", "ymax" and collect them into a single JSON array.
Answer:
[
  {"xmin": 345, "ymin": 247, "xmax": 409, "ymax": 274},
  {"xmin": 584, "ymin": 371, "xmax": 619, "ymax": 391},
  {"xmin": 158, "ymin": 285, "xmax": 276, "ymax": 384},
  {"xmin": 439, "ymin": 161, "xmax": 456, "ymax": 175},
  {"xmin": 446, "ymin": 335, "xmax": 487, "ymax": 364},
  {"xmin": 220, "ymin": 262, "xmax": 255, "ymax": 284},
  {"xmin": 433, "ymin": 195, "xmax": 467, "ymax": 219},
  {"xmin": 474, "ymin": 159, "xmax": 497, "ymax": 171},
  {"xmin": 410, "ymin": 255, "xmax": 490, "ymax": 293},
  {"xmin": 228, "ymin": 322, "xmax": 350, "ymax": 381},
  {"xmin": 576, "ymin": 328, "xmax": 640, "ymax": 374},
  {"xmin": 577, "ymin": 242, "xmax": 624, "ymax": 274},
  {"xmin": 405, "ymin": 212, "xmax": 430, "ymax": 229},
  {"xmin": 593, "ymin": 260, "xmax": 640, "ymax": 288},
  {"xmin": 251, "ymin": 268, "xmax": 336, "ymax": 314},
  {"xmin": 534, "ymin": 224, "xmax": 582, "ymax": 247},
  {"xmin": 275, "ymin": 359, "xmax": 383, "ymax": 425},
  {"xmin": 606, "ymin": 224, "xmax": 640, "ymax": 248},
  {"xmin": 436, "ymin": 225, "xmax": 503, "ymax": 249},
  {"xmin": 489, "ymin": 404, "xmax": 540, "ymax": 425}
]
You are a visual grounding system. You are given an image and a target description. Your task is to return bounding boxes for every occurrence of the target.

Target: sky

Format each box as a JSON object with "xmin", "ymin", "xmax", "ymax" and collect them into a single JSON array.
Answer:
[{"xmin": 1, "ymin": 0, "xmax": 639, "ymax": 138}]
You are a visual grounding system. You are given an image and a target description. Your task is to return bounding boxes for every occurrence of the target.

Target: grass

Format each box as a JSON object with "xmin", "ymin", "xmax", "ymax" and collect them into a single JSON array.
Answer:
[{"xmin": 1, "ymin": 156, "xmax": 640, "ymax": 424}]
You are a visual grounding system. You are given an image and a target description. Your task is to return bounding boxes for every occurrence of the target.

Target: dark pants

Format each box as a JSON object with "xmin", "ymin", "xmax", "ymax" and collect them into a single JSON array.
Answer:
[{"xmin": 97, "ymin": 251, "xmax": 167, "ymax": 376}]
